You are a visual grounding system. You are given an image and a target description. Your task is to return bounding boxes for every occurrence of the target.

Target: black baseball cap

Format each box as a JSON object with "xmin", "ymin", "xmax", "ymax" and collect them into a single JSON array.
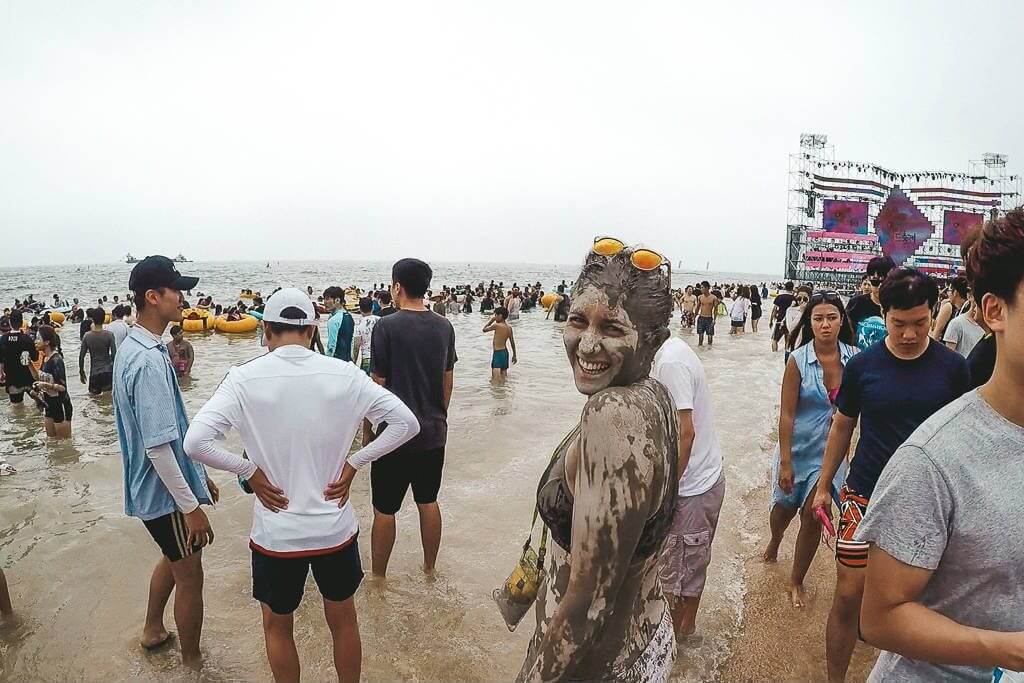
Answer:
[{"xmin": 129, "ymin": 255, "xmax": 199, "ymax": 294}]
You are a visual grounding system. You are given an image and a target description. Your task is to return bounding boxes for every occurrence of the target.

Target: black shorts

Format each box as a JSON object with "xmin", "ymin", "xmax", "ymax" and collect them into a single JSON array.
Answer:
[
  {"xmin": 772, "ymin": 322, "xmax": 788, "ymax": 342},
  {"xmin": 88, "ymin": 371, "xmax": 113, "ymax": 395},
  {"xmin": 142, "ymin": 510, "xmax": 202, "ymax": 563},
  {"xmin": 43, "ymin": 394, "xmax": 73, "ymax": 423},
  {"xmin": 371, "ymin": 447, "xmax": 445, "ymax": 515},
  {"xmin": 696, "ymin": 316, "xmax": 715, "ymax": 336},
  {"xmin": 252, "ymin": 538, "xmax": 364, "ymax": 615}
]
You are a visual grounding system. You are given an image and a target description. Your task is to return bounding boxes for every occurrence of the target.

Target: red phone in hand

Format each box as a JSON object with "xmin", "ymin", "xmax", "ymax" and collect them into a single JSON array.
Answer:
[{"xmin": 814, "ymin": 505, "xmax": 835, "ymax": 538}]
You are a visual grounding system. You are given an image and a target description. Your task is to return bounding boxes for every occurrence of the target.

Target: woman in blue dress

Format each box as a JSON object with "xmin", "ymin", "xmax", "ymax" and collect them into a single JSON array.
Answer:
[{"xmin": 762, "ymin": 291, "xmax": 857, "ymax": 607}]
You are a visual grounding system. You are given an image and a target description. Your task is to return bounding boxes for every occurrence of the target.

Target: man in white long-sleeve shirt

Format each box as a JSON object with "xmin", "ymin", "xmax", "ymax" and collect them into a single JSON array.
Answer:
[
  {"xmin": 183, "ymin": 288, "xmax": 419, "ymax": 683},
  {"xmin": 113, "ymin": 256, "xmax": 216, "ymax": 668}
]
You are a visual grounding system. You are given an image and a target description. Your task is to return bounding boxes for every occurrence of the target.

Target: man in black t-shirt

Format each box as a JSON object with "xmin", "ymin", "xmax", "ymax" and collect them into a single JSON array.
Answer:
[
  {"xmin": 0, "ymin": 311, "xmax": 39, "ymax": 403},
  {"xmin": 369, "ymin": 258, "xmax": 457, "ymax": 578},
  {"xmin": 79, "ymin": 308, "xmax": 94, "ymax": 340},
  {"xmin": 769, "ymin": 281, "xmax": 795, "ymax": 351},
  {"xmin": 547, "ymin": 285, "xmax": 570, "ymax": 322},
  {"xmin": 845, "ymin": 255, "xmax": 896, "ymax": 349},
  {"xmin": 376, "ymin": 291, "xmax": 397, "ymax": 317},
  {"xmin": 966, "ymin": 332, "xmax": 996, "ymax": 388}
]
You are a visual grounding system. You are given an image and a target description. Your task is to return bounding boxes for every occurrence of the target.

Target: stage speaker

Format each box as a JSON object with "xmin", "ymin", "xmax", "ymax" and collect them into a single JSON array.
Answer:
[{"xmin": 806, "ymin": 193, "xmax": 816, "ymax": 218}]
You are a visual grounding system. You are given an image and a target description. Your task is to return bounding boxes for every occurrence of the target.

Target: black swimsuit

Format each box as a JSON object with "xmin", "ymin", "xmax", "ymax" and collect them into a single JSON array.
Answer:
[{"xmin": 536, "ymin": 379, "xmax": 678, "ymax": 559}]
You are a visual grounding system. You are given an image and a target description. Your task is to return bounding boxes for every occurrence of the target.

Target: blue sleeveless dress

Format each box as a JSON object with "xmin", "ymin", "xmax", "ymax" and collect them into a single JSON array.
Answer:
[{"xmin": 770, "ymin": 340, "xmax": 858, "ymax": 510}]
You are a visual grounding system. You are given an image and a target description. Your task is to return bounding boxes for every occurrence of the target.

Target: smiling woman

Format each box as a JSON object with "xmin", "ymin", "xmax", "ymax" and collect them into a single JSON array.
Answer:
[{"xmin": 517, "ymin": 244, "xmax": 679, "ymax": 682}]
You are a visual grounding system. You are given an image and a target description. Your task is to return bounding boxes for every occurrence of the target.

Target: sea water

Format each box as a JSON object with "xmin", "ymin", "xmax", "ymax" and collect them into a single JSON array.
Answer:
[{"xmin": 0, "ymin": 260, "xmax": 782, "ymax": 682}]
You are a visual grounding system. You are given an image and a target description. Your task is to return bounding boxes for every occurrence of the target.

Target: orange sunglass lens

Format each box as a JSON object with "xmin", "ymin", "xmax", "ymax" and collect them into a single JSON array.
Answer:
[
  {"xmin": 631, "ymin": 249, "xmax": 664, "ymax": 271},
  {"xmin": 593, "ymin": 238, "xmax": 625, "ymax": 256}
]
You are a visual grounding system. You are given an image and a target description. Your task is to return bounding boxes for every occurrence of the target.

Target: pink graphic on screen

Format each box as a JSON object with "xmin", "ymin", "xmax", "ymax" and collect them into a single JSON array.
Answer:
[
  {"xmin": 822, "ymin": 200, "xmax": 869, "ymax": 234},
  {"xmin": 874, "ymin": 188, "xmax": 934, "ymax": 265},
  {"xmin": 942, "ymin": 210, "xmax": 983, "ymax": 246}
]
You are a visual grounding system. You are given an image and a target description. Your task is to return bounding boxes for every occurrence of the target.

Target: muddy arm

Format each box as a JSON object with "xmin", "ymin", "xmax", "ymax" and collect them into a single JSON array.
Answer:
[{"xmin": 524, "ymin": 392, "xmax": 653, "ymax": 682}]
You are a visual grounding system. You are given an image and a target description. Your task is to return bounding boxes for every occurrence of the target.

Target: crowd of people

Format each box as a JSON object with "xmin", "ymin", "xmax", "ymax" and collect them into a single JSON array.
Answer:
[
  {"xmin": 671, "ymin": 281, "xmax": 771, "ymax": 346},
  {"xmin": 756, "ymin": 214, "xmax": 1021, "ymax": 682},
  {"xmin": 0, "ymin": 211, "xmax": 1022, "ymax": 682}
]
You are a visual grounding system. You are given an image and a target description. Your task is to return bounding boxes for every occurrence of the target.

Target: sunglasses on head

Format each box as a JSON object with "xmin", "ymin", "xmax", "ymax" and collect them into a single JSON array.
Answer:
[
  {"xmin": 592, "ymin": 237, "xmax": 670, "ymax": 272},
  {"xmin": 806, "ymin": 291, "xmax": 843, "ymax": 308},
  {"xmin": 868, "ymin": 277, "xmax": 883, "ymax": 286}
]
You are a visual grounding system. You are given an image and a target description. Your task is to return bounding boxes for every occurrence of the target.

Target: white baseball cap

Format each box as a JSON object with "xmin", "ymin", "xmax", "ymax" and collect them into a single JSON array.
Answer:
[{"xmin": 263, "ymin": 288, "xmax": 316, "ymax": 325}]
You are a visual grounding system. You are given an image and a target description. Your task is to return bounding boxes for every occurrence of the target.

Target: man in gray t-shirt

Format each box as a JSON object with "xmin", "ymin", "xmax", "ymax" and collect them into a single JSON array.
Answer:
[
  {"xmin": 79, "ymin": 308, "xmax": 116, "ymax": 395},
  {"xmin": 856, "ymin": 388, "xmax": 1024, "ymax": 681},
  {"xmin": 942, "ymin": 309, "xmax": 986, "ymax": 358}
]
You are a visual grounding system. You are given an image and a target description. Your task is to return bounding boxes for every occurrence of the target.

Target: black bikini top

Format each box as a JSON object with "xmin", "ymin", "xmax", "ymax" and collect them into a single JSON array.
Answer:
[{"xmin": 536, "ymin": 379, "xmax": 677, "ymax": 559}]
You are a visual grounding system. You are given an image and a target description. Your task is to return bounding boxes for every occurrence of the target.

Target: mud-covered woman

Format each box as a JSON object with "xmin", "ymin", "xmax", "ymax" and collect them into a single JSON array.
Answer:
[{"xmin": 518, "ymin": 238, "xmax": 679, "ymax": 682}]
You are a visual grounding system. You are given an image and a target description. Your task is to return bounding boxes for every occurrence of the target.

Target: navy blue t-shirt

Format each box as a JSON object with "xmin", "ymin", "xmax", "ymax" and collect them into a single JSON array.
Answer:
[{"xmin": 837, "ymin": 339, "xmax": 970, "ymax": 498}]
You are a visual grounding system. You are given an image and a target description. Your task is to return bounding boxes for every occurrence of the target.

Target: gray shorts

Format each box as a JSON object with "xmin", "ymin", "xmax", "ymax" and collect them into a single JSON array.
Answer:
[
  {"xmin": 696, "ymin": 316, "xmax": 715, "ymax": 336},
  {"xmin": 658, "ymin": 472, "xmax": 725, "ymax": 598}
]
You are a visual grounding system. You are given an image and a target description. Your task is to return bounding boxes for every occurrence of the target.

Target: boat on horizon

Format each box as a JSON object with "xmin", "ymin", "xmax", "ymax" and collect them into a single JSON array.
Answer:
[{"xmin": 125, "ymin": 253, "xmax": 138, "ymax": 264}]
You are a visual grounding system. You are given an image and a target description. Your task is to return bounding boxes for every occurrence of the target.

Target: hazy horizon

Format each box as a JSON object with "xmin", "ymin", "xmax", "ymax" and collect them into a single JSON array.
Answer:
[
  {"xmin": 3, "ymin": 1, "xmax": 1023, "ymax": 272},
  {"xmin": 0, "ymin": 256, "xmax": 782, "ymax": 279}
]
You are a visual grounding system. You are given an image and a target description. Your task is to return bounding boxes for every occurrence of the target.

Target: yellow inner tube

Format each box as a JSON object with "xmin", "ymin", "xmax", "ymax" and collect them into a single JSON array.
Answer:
[
  {"xmin": 181, "ymin": 309, "xmax": 214, "ymax": 332},
  {"xmin": 215, "ymin": 314, "xmax": 258, "ymax": 333},
  {"xmin": 540, "ymin": 293, "xmax": 558, "ymax": 309},
  {"xmin": 46, "ymin": 311, "xmax": 66, "ymax": 324},
  {"xmin": 239, "ymin": 292, "xmax": 255, "ymax": 300}
]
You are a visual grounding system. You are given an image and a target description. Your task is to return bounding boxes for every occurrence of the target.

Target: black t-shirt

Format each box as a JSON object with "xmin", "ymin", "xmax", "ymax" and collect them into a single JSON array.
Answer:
[
  {"xmin": 79, "ymin": 317, "xmax": 92, "ymax": 340},
  {"xmin": 837, "ymin": 339, "xmax": 970, "ymax": 498},
  {"xmin": 0, "ymin": 331, "xmax": 38, "ymax": 388},
  {"xmin": 966, "ymin": 333, "xmax": 996, "ymax": 390},
  {"xmin": 554, "ymin": 294, "xmax": 571, "ymax": 322},
  {"xmin": 378, "ymin": 306, "xmax": 397, "ymax": 317},
  {"xmin": 371, "ymin": 310, "xmax": 458, "ymax": 454},
  {"xmin": 772, "ymin": 293, "xmax": 795, "ymax": 321},
  {"xmin": 42, "ymin": 352, "xmax": 68, "ymax": 389},
  {"xmin": 845, "ymin": 294, "xmax": 882, "ymax": 330}
]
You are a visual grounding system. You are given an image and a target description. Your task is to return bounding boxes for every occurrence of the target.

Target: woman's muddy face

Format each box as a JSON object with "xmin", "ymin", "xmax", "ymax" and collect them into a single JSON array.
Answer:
[{"xmin": 563, "ymin": 285, "xmax": 641, "ymax": 395}]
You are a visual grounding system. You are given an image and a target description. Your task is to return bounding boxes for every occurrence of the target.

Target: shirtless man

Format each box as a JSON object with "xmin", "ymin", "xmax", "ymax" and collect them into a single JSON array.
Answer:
[
  {"xmin": 483, "ymin": 306, "xmax": 517, "ymax": 381},
  {"xmin": 681, "ymin": 286, "xmax": 698, "ymax": 329},
  {"xmin": 696, "ymin": 281, "xmax": 719, "ymax": 347}
]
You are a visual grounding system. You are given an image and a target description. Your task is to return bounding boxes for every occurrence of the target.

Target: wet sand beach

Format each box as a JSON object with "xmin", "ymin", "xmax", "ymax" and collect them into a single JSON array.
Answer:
[{"xmin": 717, "ymin": 482, "xmax": 878, "ymax": 683}]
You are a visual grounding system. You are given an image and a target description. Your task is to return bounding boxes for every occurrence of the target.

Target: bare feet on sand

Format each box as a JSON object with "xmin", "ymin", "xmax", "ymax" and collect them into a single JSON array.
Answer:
[
  {"xmin": 761, "ymin": 540, "xmax": 780, "ymax": 563},
  {"xmin": 787, "ymin": 582, "xmax": 807, "ymax": 608},
  {"xmin": 182, "ymin": 654, "xmax": 204, "ymax": 671},
  {"xmin": 140, "ymin": 628, "xmax": 174, "ymax": 651}
]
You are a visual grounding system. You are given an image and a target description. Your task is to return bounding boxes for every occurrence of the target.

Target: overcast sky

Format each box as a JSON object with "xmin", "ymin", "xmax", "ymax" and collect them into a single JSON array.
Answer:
[{"xmin": 2, "ymin": 1, "xmax": 1022, "ymax": 273}]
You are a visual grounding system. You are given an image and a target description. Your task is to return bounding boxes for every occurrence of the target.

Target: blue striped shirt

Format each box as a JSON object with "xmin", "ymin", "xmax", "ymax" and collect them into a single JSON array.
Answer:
[{"xmin": 113, "ymin": 326, "xmax": 211, "ymax": 520}]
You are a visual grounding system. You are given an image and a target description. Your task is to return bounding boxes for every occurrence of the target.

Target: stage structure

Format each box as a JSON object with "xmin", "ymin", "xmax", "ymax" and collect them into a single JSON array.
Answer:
[{"xmin": 786, "ymin": 135, "xmax": 1022, "ymax": 290}]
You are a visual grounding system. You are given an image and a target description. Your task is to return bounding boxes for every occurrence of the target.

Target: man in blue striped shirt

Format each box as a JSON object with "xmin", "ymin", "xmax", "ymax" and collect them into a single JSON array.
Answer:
[{"xmin": 113, "ymin": 256, "xmax": 217, "ymax": 669}]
